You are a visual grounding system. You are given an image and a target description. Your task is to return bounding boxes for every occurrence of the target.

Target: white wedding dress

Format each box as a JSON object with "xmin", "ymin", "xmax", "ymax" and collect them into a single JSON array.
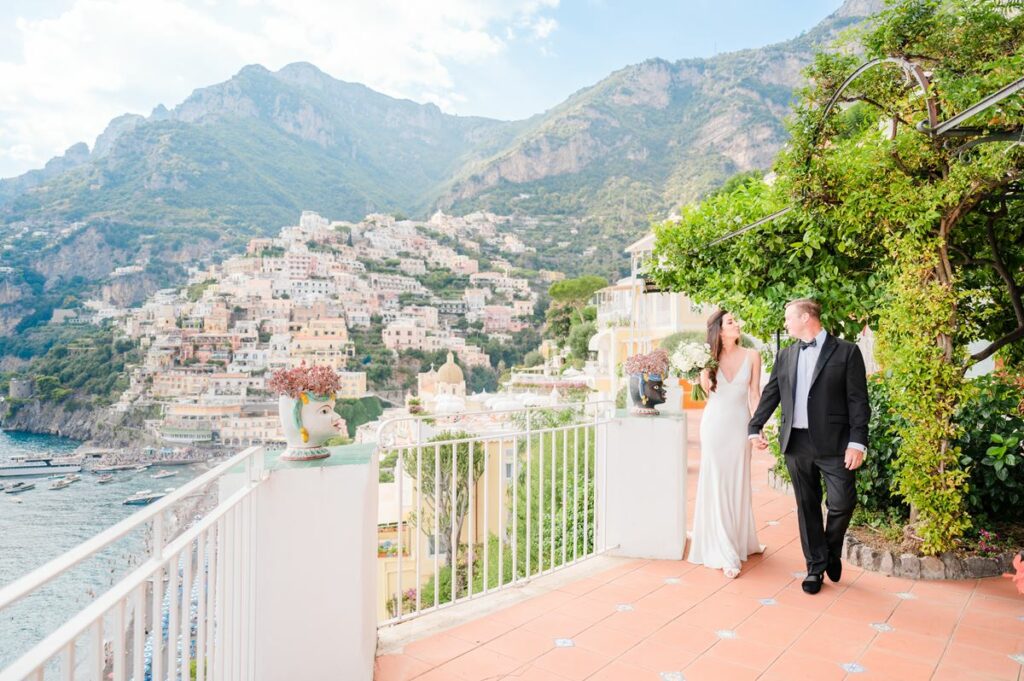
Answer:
[{"xmin": 687, "ymin": 352, "xmax": 763, "ymax": 573}]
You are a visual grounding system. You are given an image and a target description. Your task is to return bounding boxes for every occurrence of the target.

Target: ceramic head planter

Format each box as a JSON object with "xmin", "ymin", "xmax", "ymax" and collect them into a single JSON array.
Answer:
[
  {"xmin": 624, "ymin": 349, "xmax": 669, "ymax": 416},
  {"xmin": 267, "ymin": 365, "xmax": 344, "ymax": 461}
]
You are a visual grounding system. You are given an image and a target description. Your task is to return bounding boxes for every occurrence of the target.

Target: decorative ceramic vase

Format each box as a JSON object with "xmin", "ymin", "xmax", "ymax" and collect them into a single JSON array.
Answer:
[
  {"xmin": 628, "ymin": 373, "xmax": 667, "ymax": 415},
  {"xmin": 278, "ymin": 391, "xmax": 343, "ymax": 461}
]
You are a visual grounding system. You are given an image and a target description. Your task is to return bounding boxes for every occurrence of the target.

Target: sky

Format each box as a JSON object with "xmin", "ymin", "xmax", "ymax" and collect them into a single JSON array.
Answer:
[{"xmin": 0, "ymin": 0, "xmax": 844, "ymax": 179}]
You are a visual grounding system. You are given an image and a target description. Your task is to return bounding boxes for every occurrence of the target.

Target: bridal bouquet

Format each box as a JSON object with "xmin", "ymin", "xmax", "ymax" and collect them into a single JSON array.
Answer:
[{"xmin": 670, "ymin": 342, "xmax": 717, "ymax": 401}]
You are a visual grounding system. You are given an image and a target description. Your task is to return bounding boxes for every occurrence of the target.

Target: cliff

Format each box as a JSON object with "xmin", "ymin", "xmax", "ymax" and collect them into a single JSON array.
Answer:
[{"xmin": 0, "ymin": 399, "xmax": 158, "ymax": 447}]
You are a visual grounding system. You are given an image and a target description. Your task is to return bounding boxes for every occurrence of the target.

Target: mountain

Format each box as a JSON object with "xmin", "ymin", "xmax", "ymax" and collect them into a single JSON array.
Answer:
[
  {"xmin": 0, "ymin": 0, "xmax": 881, "ymax": 330},
  {"xmin": 438, "ymin": 0, "xmax": 880, "ymax": 225},
  {"xmin": 0, "ymin": 62, "xmax": 523, "ymax": 230}
]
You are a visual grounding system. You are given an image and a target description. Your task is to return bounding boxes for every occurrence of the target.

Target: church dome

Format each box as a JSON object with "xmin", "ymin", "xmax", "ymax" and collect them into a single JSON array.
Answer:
[{"xmin": 437, "ymin": 352, "xmax": 464, "ymax": 385}]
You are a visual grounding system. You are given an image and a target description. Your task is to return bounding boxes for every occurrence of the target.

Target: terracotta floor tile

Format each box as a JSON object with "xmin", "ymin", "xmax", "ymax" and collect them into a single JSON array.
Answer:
[
  {"xmin": 531, "ymin": 645, "xmax": 613, "ymax": 681},
  {"xmin": 615, "ymin": 639, "xmax": 701, "ymax": 672},
  {"xmin": 523, "ymin": 590, "xmax": 577, "ymax": 612},
  {"xmin": 600, "ymin": 608, "xmax": 674, "ymax": 637},
  {"xmin": 405, "ymin": 634, "xmax": 480, "ymax": 667},
  {"xmin": 910, "ymin": 579, "xmax": 977, "ymax": 605},
  {"xmin": 498, "ymin": 663, "xmax": 571, "ymax": 680},
  {"xmin": 887, "ymin": 600, "xmax": 962, "ymax": 639},
  {"xmin": 415, "ymin": 668, "xmax": 465, "ymax": 681},
  {"xmin": 571, "ymin": 622, "xmax": 648, "ymax": 658},
  {"xmin": 868, "ymin": 626, "xmax": 949, "ymax": 662},
  {"xmin": 939, "ymin": 641, "xmax": 1024, "ymax": 679},
  {"xmin": 733, "ymin": 606, "xmax": 816, "ymax": 648},
  {"xmin": 682, "ymin": 654, "xmax": 763, "ymax": 681},
  {"xmin": 853, "ymin": 570, "xmax": 918, "ymax": 594},
  {"xmin": 760, "ymin": 650, "xmax": 847, "ymax": 681},
  {"xmin": 550, "ymin": 596, "xmax": 616, "ymax": 627},
  {"xmin": 645, "ymin": 620, "xmax": 719, "ymax": 654},
  {"xmin": 436, "ymin": 647, "xmax": 521, "ymax": 681},
  {"xmin": 969, "ymin": 593, "xmax": 1024, "ymax": 616},
  {"xmin": 585, "ymin": 582, "xmax": 658, "ymax": 605},
  {"xmin": 959, "ymin": 607, "xmax": 1024, "ymax": 634},
  {"xmin": 856, "ymin": 646, "xmax": 940, "ymax": 680},
  {"xmin": 931, "ymin": 660, "xmax": 1021, "ymax": 680},
  {"xmin": 634, "ymin": 559, "xmax": 694, "ymax": 578},
  {"xmin": 520, "ymin": 612, "xmax": 592, "ymax": 639},
  {"xmin": 789, "ymin": 619, "xmax": 874, "ymax": 662},
  {"xmin": 951, "ymin": 622, "xmax": 1024, "ymax": 654},
  {"xmin": 704, "ymin": 635, "xmax": 784, "ymax": 671},
  {"xmin": 585, "ymin": 660, "xmax": 660, "ymax": 681},
  {"xmin": 974, "ymin": 577, "xmax": 1022, "ymax": 601},
  {"xmin": 374, "ymin": 653, "xmax": 434, "ymax": 681},
  {"xmin": 482, "ymin": 627, "xmax": 557, "ymax": 662},
  {"xmin": 555, "ymin": 577, "xmax": 605, "ymax": 596},
  {"xmin": 824, "ymin": 586, "xmax": 901, "ymax": 621},
  {"xmin": 445, "ymin": 614, "xmax": 517, "ymax": 644}
]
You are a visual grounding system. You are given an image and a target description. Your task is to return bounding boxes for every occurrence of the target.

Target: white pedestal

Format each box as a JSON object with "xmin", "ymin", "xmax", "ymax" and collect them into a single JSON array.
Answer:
[
  {"xmin": 601, "ymin": 415, "xmax": 687, "ymax": 560},
  {"xmin": 253, "ymin": 447, "xmax": 378, "ymax": 681}
]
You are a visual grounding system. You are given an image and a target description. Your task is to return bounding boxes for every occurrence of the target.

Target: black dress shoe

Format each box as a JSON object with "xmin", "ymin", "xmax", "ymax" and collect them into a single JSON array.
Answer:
[
  {"xmin": 802, "ymin": 572, "xmax": 824, "ymax": 595},
  {"xmin": 826, "ymin": 555, "xmax": 843, "ymax": 583}
]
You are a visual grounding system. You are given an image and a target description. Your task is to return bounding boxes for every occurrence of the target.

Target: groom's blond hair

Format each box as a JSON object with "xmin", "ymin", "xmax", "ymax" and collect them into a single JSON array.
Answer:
[{"xmin": 786, "ymin": 298, "xmax": 821, "ymax": 320}]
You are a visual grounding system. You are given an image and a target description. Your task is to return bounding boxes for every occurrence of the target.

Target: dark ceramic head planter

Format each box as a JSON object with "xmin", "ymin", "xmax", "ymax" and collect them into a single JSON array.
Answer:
[{"xmin": 628, "ymin": 372, "xmax": 667, "ymax": 415}]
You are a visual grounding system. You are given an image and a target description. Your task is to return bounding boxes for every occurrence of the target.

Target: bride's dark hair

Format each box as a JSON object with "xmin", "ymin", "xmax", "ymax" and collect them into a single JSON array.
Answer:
[{"xmin": 706, "ymin": 309, "xmax": 739, "ymax": 393}]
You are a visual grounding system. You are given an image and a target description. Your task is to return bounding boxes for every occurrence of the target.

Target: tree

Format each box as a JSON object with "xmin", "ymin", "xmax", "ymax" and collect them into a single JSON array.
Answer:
[
  {"xmin": 403, "ymin": 432, "xmax": 486, "ymax": 588},
  {"xmin": 652, "ymin": 0, "xmax": 1024, "ymax": 554},
  {"xmin": 568, "ymin": 322, "xmax": 597, "ymax": 360},
  {"xmin": 548, "ymin": 276, "xmax": 608, "ymax": 325}
]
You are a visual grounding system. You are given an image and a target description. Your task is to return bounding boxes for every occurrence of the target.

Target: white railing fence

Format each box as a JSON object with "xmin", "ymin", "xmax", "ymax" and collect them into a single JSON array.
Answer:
[
  {"xmin": 0, "ymin": 447, "xmax": 266, "ymax": 681},
  {"xmin": 376, "ymin": 402, "xmax": 614, "ymax": 626}
]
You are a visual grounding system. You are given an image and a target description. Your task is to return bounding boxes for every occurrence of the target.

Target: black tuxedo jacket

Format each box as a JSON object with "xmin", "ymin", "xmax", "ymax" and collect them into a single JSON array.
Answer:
[{"xmin": 748, "ymin": 333, "xmax": 870, "ymax": 457}]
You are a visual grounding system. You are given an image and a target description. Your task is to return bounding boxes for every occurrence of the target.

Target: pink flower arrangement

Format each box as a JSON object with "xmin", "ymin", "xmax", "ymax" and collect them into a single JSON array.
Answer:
[
  {"xmin": 624, "ymin": 349, "xmax": 670, "ymax": 376},
  {"xmin": 267, "ymin": 365, "xmax": 342, "ymax": 399}
]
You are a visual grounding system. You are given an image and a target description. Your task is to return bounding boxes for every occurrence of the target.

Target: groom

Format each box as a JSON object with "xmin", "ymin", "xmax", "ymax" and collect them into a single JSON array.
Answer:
[{"xmin": 749, "ymin": 299, "xmax": 870, "ymax": 595}]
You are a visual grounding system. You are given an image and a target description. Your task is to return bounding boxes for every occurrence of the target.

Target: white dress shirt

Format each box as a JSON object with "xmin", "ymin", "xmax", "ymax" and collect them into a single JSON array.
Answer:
[
  {"xmin": 754, "ymin": 329, "xmax": 866, "ymax": 454},
  {"xmin": 794, "ymin": 329, "xmax": 865, "ymax": 453}
]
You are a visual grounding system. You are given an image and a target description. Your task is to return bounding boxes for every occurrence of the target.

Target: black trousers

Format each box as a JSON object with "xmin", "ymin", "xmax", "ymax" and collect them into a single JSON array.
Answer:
[{"xmin": 784, "ymin": 429, "xmax": 857, "ymax": 574}]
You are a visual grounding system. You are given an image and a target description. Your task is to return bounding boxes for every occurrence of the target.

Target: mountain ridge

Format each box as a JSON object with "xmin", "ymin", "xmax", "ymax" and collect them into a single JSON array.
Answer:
[{"xmin": 0, "ymin": 0, "xmax": 882, "ymax": 331}]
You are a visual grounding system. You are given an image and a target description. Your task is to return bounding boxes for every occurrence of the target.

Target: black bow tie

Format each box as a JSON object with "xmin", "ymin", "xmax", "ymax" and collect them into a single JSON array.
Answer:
[{"xmin": 799, "ymin": 339, "xmax": 818, "ymax": 350}]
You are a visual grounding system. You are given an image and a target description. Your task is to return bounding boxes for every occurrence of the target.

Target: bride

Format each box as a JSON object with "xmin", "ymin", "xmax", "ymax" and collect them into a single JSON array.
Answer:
[{"xmin": 687, "ymin": 309, "xmax": 764, "ymax": 578}]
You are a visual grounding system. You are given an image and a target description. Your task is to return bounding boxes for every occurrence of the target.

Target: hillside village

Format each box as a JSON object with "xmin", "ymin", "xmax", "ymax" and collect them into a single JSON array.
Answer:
[{"xmin": 95, "ymin": 210, "xmax": 566, "ymax": 446}]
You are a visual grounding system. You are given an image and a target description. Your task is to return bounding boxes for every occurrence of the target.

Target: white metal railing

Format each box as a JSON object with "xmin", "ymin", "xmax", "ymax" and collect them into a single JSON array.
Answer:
[
  {"xmin": 0, "ymin": 446, "xmax": 267, "ymax": 681},
  {"xmin": 376, "ymin": 402, "xmax": 614, "ymax": 626}
]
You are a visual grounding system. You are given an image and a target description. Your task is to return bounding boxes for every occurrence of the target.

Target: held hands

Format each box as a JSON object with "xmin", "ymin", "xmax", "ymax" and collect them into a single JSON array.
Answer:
[
  {"xmin": 751, "ymin": 433, "xmax": 769, "ymax": 453},
  {"xmin": 844, "ymin": 447, "xmax": 864, "ymax": 470}
]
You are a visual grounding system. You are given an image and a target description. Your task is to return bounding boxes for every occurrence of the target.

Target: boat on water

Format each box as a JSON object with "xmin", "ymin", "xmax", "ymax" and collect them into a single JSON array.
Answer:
[
  {"xmin": 5, "ymin": 481, "xmax": 36, "ymax": 494},
  {"xmin": 151, "ymin": 470, "xmax": 175, "ymax": 480},
  {"xmin": 96, "ymin": 474, "xmax": 115, "ymax": 484},
  {"xmin": 122, "ymin": 489, "xmax": 166, "ymax": 506},
  {"xmin": 63, "ymin": 474, "xmax": 82, "ymax": 483},
  {"xmin": 0, "ymin": 455, "xmax": 82, "ymax": 479},
  {"xmin": 49, "ymin": 478, "xmax": 73, "ymax": 490},
  {"xmin": 133, "ymin": 464, "xmax": 150, "ymax": 472},
  {"xmin": 92, "ymin": 464, "xmax": 136, "ymax": 473}
]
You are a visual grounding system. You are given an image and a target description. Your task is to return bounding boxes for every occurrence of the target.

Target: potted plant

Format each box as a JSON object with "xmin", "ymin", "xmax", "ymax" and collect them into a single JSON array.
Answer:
[
  {"xmin": 267, "ymin": 365, "xmax": 345, "ymax": 461},
  {"xmin": 624, "ymin": 349, "xmax": 669, "ymax": 415}
]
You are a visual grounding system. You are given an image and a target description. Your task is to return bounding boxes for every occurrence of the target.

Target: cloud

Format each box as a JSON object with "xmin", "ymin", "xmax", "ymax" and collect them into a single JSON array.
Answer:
[
  {"xmin": 530, "ymin": 17, "xmax": 558, "ymax": 39},
  {"xmin": 0, "ymin": 0, "xmax": 559, "ymax": 178}
]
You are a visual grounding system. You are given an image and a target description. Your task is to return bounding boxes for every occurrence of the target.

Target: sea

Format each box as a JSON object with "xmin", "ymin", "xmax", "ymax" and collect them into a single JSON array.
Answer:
[{"xmin": 0, "ymin": 430, "xmax": 206, "ymax": 670}]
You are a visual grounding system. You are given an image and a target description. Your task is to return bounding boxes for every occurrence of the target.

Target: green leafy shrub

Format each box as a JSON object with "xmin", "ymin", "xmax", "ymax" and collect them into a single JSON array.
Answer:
[{"xmin": 955, "ymin": 374, "xmax": 1024, "ymax": 523}]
